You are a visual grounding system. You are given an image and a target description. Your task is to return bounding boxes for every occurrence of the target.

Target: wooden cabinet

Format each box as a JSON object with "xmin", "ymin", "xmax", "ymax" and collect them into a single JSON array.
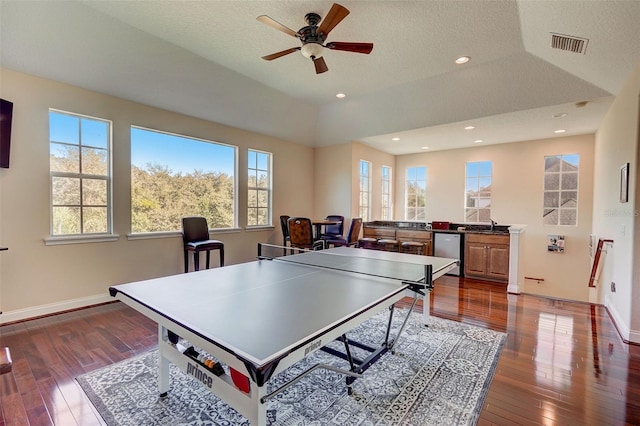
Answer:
[{"xmin": 464, "ymin": 233, "xmax": 510, "ymax": 282}]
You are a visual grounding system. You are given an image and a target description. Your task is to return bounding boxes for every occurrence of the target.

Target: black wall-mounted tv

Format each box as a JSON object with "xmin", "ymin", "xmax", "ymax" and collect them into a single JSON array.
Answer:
[{"xmin": 0, "ymin": 98, "xmax": 13, "ymax": 168}]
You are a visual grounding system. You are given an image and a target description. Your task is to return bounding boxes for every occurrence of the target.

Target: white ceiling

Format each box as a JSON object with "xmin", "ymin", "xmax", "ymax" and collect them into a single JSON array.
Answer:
[{"xmin": 1, "ymin": 1, "xmax": 638, "ymax": 155}]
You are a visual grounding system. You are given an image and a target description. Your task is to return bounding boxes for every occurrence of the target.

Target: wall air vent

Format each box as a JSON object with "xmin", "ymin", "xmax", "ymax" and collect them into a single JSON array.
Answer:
[{"xmin": 550, "ymin": 33, "xmax": 589, "ymax": 54}]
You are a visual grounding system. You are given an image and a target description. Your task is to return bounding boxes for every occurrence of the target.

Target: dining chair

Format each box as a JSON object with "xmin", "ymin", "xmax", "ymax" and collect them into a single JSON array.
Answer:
[
  {"xmin": 279, "ymin": 215, "xmax": 291, "ymax": 251},
  {"xmin": 288, "ymin": 217, "xmax": 325, "ymax": 252},
  {"xmin": 182, "ymin": 216, "xmax": 225, "ymax": 273},
  {"xmin": 321, "ymin": 215, "xmax": 345, "ymax": 240},
  {"xmin": 326, "ymin": 217, "xmax": 362, "ymax": 248}
]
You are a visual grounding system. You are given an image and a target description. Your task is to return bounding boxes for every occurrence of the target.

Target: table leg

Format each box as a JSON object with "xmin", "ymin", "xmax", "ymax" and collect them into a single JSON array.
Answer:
[
  {"xmin": 158, "ymin": 325, "xmax": 170, "ymax": 396},
  {"xmin": 422, "ymin": 264, "xmax": 433, "ymax": 324},
  {"xmin": 256, "ymin": 386, "xmax": 269, "ymax": 425},
  {"xmin": 422, "ymin": 292, "xmax": 431, "ymax": 324}
]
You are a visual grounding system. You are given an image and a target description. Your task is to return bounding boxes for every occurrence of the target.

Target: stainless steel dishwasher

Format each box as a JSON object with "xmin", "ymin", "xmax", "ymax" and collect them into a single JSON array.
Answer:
[{"xmin": 433, "ymin": 232, "xmax": 462, "ymax": 276}]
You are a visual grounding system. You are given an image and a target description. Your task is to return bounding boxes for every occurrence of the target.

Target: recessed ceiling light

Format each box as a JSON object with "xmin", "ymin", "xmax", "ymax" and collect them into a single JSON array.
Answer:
[
  {"xmin": 421, "ymin": 146, "xmax": 429, "ymax": 150},
  {"xmin": 391, "ymin": 137, "xmax": 400, "ymax": 141},
  {"xmin": 464, "ymin": 125, "xmax": 475, "ymax": 130},
  {"xmin": 336, "ymin": 93, "xmax": 346, "ymax": 98},
  {"xmin": 474, "ymin": 140, "xmax": 483, "ymax": 143},
  {"xmin": 553, "ymin": 113, "xmax": 568, "ymax": 118},
  {"xmin": 554, "ymin": 129, "xmax": 566, "ymax": 134},
  {"xmin": 455, "ymin": 56, "xmax": 471, "ymax": 64}
]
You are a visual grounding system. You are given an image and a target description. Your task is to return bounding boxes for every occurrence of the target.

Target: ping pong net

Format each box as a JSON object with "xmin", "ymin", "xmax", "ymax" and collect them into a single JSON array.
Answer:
[
  {"xmin": 256, "ymin": 243, "xmax": 433, "ymax": 292},
  {"xmin": 253, "ymin": 243, "xmax": 446, "ymax": 398}
]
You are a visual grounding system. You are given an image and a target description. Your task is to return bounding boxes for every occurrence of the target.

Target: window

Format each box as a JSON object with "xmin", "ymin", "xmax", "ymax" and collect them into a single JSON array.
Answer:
[
  {"xmin": 131, "ymin": 126, "xmax": 236, "ymax": 233},
  {"xmin": 381, "ymin": 165, "xmax": 393, "ymax": 220},
  {"xmin": 405, "ymin": 166, "xmax": 427, "ymax": 220},
  {"xmin": 543, "ymin": 154, "xmax": 579, "ymax": 226},
  {"xmin": 49, "ymin": 110, "xmax": 112, "ymax": 236},
  {"xmin": 465, "ymin": 161, "xmax": 492, "ymax": 222},
  {"xmin": 247, "ymin": 149, "xmax": 272, "ymax": 226},
  {"xmin": 359, "ymin": 160, "xmax": 371, "ymax": 220}
]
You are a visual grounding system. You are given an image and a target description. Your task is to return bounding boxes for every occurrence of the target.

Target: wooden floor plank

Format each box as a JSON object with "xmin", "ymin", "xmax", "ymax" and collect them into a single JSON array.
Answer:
[
  {"xmin": 0, "ymin": 276, "xmax": 638, "ymax": 425},
  {"xmin": 0, "ymin": 394, "xmax": 29, "ymax": 426}
]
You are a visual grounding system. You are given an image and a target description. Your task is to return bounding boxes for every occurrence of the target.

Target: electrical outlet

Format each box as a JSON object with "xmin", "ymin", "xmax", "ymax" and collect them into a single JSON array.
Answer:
[{"xmin": 611, "ymin": 281, "xmax": 616, "ymax": 293}]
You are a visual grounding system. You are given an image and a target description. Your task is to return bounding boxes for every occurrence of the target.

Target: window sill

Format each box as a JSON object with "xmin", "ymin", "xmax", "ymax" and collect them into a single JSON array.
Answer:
[
  {"xmin": 127, "ymin": 228, "xmax": 243, "ymax": 241},
  {"xmin": 44, "ymin": 234, "xmax": 120, "ymax": 246},
  {"xmin": 127, "ymin": 231, "xmax": 181, "ymax": 240},
  {"xmin": 245, "ymin": 225, "xmax": 275, "ymax": 232}
]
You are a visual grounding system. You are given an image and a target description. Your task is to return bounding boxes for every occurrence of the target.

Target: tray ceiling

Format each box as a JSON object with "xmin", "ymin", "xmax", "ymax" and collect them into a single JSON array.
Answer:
[{"xmin": 1, "ymin": 1, "xmax": 638, "ymax": 154}]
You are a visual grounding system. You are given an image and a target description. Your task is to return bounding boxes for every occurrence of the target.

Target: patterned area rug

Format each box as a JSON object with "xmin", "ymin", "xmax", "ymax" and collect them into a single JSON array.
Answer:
[{"xmin": 77, "ymin": 310, "xmax": 505, "ymax": 425}]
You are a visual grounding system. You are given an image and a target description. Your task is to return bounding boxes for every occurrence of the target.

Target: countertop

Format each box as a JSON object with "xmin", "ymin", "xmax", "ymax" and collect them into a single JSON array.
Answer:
[{"xmin": 363, "ymin": 221, "xmax": 527, "ymax": 236}]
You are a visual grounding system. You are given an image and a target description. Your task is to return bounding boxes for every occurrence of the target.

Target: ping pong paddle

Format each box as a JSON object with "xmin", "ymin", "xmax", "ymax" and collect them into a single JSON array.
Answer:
[{"xmin": 230, "ymin": 367, "xmax": 250, "ymax": 393}]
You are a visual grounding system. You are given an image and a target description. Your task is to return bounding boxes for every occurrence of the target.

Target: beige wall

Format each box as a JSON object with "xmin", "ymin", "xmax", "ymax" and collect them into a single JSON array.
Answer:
[
  {"xmin": 395, "ymin": 135, "xmax": 595, "ymax": 302},
  {"xmin": 350, "ymin": 142, "xmax": 396, "ymax": 221},
  {"xmin": 313, "ymin": 141, "xmax": 395, "ymax": 239},
  {"xmin": 319, "ymin": 133, "xmax": 597, "ymax": 303},
  {"xmin": 313, "ymin": 143, "xmax": 353, "ymax": 220},
  {"xmin": 593, "ymin": 62, "xmax": 640, "ymax": 342},
  {"xmin": 0, "ymin": 68, "xmax": 314, "ymax": 320}
]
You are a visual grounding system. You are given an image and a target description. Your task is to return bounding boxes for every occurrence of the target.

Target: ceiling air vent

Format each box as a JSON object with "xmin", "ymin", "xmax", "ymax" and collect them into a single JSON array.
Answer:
[{"xmin": 550, "ymin": 33, "xmax": 589, "ymax": 54}]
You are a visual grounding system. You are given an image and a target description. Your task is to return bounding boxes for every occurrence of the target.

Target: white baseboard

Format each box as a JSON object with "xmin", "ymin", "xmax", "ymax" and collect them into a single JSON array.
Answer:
[
  {"xmin": 0, "ymin": 293, "xmax": 112, "ymax": 325},
  {"xmin": 605, "ymin": 296, "xmax": 640, "ymax": 344}
]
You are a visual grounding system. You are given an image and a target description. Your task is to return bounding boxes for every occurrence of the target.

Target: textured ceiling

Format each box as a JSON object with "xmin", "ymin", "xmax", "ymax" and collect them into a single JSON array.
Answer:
[{"xmin": 1, "ymin": 1, "xmax": 638, "ymax": 154}]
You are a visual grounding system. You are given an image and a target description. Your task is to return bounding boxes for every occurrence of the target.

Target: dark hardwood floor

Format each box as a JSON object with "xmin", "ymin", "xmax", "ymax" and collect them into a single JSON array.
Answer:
[{"xmin": 1, "ymin": 275, "xmax": 639, "ymax": 425}]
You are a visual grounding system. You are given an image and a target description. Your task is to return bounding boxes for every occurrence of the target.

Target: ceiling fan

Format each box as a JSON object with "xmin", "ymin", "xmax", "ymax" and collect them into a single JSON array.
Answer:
[{"xmin": 257, "ymin": 3, "xmax": 374, "ymax": 74}]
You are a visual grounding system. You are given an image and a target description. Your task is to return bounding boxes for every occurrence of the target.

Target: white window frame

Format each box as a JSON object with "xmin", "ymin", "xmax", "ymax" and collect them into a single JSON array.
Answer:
[
  {"xmin": 381, "ymin": 165, "xmax": 393, "ymax": 220},
  {"xmin": 405, "ymin": 166, "xmax": 427, "ymax": 221},
  {"xmin": 130, "ymin": 125, "xmax": 238, "ymax": 235},
  {"xmin": 465, "ymin": 161, "xmax": 492, "ymax": 223},
  {"xmin": 247, "ymin": 149, "xmax": 272, "ymax": 227},
  {"xmin": 359, "ymin": 160, "xmax": 372, "ymax": 221},
  {"xmin": 47, "ymin": 109, "xmax": 114, "ymax": 243},
  {"xmin": 543, "ymin": 154, "xmax": 579, "ymax": 226}
]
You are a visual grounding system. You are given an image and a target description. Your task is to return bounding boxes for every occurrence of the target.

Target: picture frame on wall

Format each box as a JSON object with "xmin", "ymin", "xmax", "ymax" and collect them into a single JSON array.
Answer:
[
  {"xmin": 620, "ymin": 162, "xmax": 629, "ymax": 203},
  {"xmin": 547, "ymin": 234, "xmax": 565, "ymax": 253}
]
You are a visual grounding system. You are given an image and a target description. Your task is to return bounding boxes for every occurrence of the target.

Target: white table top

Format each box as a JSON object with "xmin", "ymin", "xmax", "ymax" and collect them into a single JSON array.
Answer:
[{"xmin": 110, "ymin": 247, "xmax": 457, "ymax": 368}]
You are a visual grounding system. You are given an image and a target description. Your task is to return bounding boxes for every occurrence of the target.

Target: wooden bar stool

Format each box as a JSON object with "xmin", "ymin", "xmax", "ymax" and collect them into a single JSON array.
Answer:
[
  {"xmin": 0, "ymin": 347, "xmax": 12, "ymax": 374},
  {"xmin": 400, "ymin": 241, "xmax": 425, "ymax": 255},
  {"xmin": 378, "ymin": 239, "xmax": 399, "ymax": 252},
  {"xmin": 358, "ymin": 237, "xmax": 378, "ymax": 250}
]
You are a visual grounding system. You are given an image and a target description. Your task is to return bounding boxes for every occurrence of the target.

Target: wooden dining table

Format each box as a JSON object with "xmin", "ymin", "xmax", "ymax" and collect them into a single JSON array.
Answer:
[{"xmin": 311, "ymin": 219, "xmax": 340, "ymax": 241}]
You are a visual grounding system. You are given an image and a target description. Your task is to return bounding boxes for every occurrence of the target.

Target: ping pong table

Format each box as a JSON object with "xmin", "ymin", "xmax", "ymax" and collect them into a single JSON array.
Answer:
[{"xmin": 109, "ymin": 245, "xmax": 458, "ymax": 425}]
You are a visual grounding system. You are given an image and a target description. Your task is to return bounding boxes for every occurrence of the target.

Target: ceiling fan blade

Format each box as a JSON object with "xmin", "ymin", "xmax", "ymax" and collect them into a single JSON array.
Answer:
[
  {"xmin": 317, "ymin": 3, "xmax": 349, "ymax": 37},
  {"xmin": 261, "ymin": 47, "xmax": 300, "ymax": 61},
  {"xmin": 326, "ymin": 42, "xmax": 374, "ymax": 54},
  {"xmin": 256, "ymin": 15, "xmax": 297, "ymax": 38},
  {"xmin": 313, "ymin": 56, "xmax": 329, "ymax": 74}
]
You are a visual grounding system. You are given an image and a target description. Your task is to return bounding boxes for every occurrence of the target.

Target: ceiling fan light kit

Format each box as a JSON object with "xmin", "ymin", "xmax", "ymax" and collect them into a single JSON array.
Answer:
[
  {"xmin": 301, "ymin": 43, "xmax": 324, "ymax": 59},
  {"xmin": 257, "ymin": 3, "xmax": 373, "ymax": 74}
]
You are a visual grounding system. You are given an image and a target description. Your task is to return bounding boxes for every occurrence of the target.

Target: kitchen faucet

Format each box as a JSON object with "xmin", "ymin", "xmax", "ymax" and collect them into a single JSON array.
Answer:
[{"xmin": 490, "ymin": 218, "xmax": 497, "ymax": 231}]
